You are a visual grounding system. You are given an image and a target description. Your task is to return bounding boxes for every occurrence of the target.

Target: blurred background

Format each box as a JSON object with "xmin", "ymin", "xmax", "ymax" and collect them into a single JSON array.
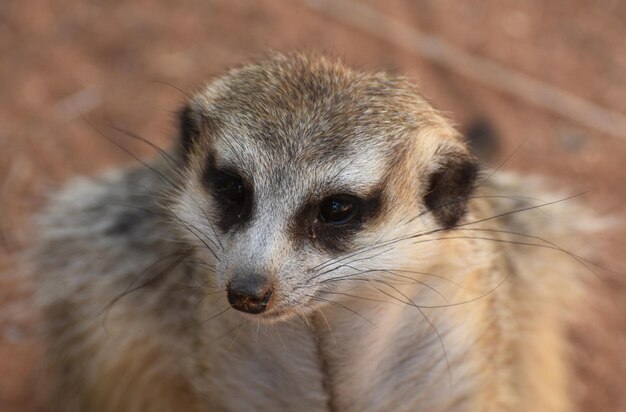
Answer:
[{"xmin": 1, "ymin": 1, "xmax": 625, "ymax": 410}]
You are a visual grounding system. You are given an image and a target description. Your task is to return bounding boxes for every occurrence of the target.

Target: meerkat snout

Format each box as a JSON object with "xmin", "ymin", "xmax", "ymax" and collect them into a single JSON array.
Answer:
[{"xmin": 227, "ymin": 274, "xmax": 273, "ymax": 314}]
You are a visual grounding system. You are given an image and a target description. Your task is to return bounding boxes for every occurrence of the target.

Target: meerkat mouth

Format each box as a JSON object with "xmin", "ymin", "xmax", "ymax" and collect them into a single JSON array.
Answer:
[
  {"xmin": 229, "ymin": 307, "xmax": 295, "ymax": 324},
  {"xmin": 229, "ymin": 299, "xmax": 314, "ymax": 323}
]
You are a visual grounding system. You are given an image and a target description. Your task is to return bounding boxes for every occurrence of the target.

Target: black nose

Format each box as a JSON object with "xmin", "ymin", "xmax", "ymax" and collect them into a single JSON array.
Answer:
[{"xmin": 227, "ymin": 274, "xmax": 273, "ymax": 314}]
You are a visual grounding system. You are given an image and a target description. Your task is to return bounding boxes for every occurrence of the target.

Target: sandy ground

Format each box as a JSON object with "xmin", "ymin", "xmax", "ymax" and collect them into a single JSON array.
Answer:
[{"xmin": 1, "ymin": 1, "xmax": 625, "ymax": 410}]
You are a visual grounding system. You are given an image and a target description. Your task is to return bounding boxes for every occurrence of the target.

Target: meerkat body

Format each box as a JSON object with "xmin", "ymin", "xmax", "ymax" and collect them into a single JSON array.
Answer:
[{"xmin": 32, "ymin": 55, "xmax": 584, "ymax": 411}]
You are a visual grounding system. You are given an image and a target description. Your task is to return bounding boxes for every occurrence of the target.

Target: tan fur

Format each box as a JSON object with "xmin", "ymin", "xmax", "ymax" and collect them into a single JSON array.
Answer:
[{"xmin": 30, "ymin": 54, "xmax": 589, "ymax": 411}]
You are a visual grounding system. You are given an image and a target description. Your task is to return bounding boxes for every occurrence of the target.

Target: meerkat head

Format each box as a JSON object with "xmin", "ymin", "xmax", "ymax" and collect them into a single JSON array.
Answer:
[{"xmin": 172, "ymin": 54, "xmax": 478, "ymax": 321}]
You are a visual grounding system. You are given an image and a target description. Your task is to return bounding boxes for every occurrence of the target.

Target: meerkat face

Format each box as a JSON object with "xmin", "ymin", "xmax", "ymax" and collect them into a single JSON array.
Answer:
[{"xmin": 172, "ymin": 55, "xmax": 477, "ymax": 321}]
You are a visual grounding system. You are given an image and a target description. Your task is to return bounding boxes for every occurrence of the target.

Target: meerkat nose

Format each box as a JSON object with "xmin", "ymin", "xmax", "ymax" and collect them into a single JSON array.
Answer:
[{"xmin": 227, "ymin": 274, "xmax": 273, "ymax": 314}]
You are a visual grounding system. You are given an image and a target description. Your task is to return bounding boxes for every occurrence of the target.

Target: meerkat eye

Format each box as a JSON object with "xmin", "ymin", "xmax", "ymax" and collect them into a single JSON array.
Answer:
[
  {"xmin": 319, "ymin": 195, "xmax": 360, "ymax": 225},
  {"xmin": 212, "ymin": 171, "xmax": 246, "ymax": 204}
]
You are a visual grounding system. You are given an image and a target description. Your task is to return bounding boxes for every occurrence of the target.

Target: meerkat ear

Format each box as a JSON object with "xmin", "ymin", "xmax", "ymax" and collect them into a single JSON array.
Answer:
[
  {"xmin": 423, "ymin": 151, "xmax": 479, "ymax": 228},
  {"xmin": 178, "ymin": 103, "xmax": 201, "ymax": 161}
]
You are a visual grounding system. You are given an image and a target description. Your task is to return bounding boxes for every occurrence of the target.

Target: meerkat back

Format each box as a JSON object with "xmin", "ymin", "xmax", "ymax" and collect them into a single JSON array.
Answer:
[{"xmin": 30, "ymin": 54, "xmax": 588, "ymax": 412}]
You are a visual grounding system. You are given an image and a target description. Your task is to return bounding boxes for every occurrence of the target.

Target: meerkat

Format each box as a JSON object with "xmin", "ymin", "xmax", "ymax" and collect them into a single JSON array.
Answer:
[{"xmin": 30, "ymin": 53, "xmax": 589, "ymax": 412}]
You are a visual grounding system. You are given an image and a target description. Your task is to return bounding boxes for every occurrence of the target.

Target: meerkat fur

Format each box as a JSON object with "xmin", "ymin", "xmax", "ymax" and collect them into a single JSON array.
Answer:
[{"xmin": 30, "ymin": 54, "xmax": 589, "ymax": 412}]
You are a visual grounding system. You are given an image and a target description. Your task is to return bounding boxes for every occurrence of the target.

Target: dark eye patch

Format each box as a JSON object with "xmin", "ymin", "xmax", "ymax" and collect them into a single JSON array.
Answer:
[
  {"xmin": 318, "ymin": 194, "xmax": 360, "ymax": 225},
  {"xmin": 213, "ymin": 171, "xmax": 246, "ymax": 204},
  {"xmin": 291, "ymin": 188, "xmax": 383, "ymax": 254},
  {"xmin": 203, "ymin": 164, "xmax": 253, "ymax": 232}
]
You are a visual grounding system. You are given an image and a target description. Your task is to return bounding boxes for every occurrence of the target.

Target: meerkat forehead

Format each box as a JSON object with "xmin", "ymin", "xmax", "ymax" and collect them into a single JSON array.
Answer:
[
  {"xmin": 209, "ymin": 130, "xmax": 389, "ymax": 194},
  {"xmin": 186, "ymin": 54, "xmax": 438, "ymax": 190}
]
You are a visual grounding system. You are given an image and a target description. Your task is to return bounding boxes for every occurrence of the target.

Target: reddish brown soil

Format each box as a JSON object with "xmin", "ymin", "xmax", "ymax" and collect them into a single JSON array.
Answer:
[{"xmin": 1, "ymin": 1, "xmax": 624, "ymax": 411}]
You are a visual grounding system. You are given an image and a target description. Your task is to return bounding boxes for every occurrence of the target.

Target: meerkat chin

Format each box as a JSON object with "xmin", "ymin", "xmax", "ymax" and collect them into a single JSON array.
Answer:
[{"xmin": 31, "ymin": 53, "xmax": 589, "ymax": 412}]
